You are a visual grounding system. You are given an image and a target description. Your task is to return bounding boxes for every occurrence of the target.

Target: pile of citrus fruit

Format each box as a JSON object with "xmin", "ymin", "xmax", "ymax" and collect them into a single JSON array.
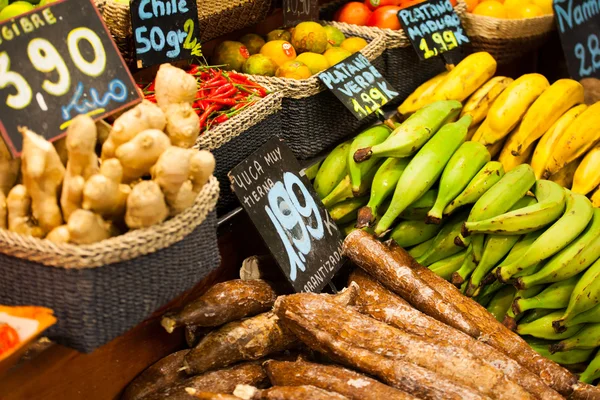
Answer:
[
  {"xmin": 0, "ymin": 0, "xmax": 58, "ymax": 21},
  {"xmin": 210, "ymin": 22, "xmax": 368, "ymax": 79},
  {"xmin": 469, "ymin": 0, "xmax": 553, "ymax": 18}
]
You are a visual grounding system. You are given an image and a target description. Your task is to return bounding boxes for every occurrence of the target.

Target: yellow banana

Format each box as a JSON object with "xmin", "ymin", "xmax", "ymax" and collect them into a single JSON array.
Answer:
[
  {"xmin": 530, "ymin": 104, "xmax": 588, "ymax": 179},
  {"xmin": 431, "ymin": 52, "xmax": 497, "ymax": 103},
  {"xmin": 591, "ymin": 188, "xmax": 600, "ymax": 207},
  {"xmin": 573, "ymin": 145, "xmax": 600, "ymax": 195},
  {"xmin": 498, "ymin": 126, "xmax": 535, "ymax": 172},
  {"xmin": 488, "ymin": 137, "xmax": 506, "ymax": 159},
  {"xmin": 398, "ymin": 72, "xmax": 448, "ymax": 115},
  {"xmin": 545, "ymin": 101, "xmax": 600, "ymax": 177},
  {"xmin": 461, "ymin": 76, "xmax": 513, "ymax": 126},
  {"xmin": 478, "ymin": 74, "xmax": 550, "ymax": 146},
  {"xmin": 505, "ymin": 79, "xmax": 584, "ymax": 157},
  {"xmin": 549, "ymin": 158, "xmax": 580, "ymax": 189}
]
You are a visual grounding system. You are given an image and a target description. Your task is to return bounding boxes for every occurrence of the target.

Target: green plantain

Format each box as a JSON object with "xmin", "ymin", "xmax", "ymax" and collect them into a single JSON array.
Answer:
[
  {"xmin": 503, "ymin": 284, "xmax": 546, "ymax": 330},
  {"xmin": 399, "ymin": 189, "xmax": 437, "ymax": 220},
  {"xmin": 486, "ymin": 285, "xmax": 516, "ymax": 322},
  {"xmin": 356, "ymin": 157, "xmax": 409, "ymax": 228},
  {"xmin": 512, "ymin": 274, "xmax": 581, "ymax": 315},
  {"xmin": 303, "ymin": 160, "xmax": 321, "ymax": 182},
  {"xmin": 550, "ymin": 323, "xmax": 600, "ymax": 353},
  {"xmin": 321, "ymin": 160, "xmax": 382, "ymax": 208},
  {"xmin": 580, "ymin": 350, "xmax": 600, "ymax": 384},
  {"xmin": 375, "ymin": 115, "xmax": 470, "ymax": 236},
  {"xmin": 553, "ymin": 256, "xmax": 600, "ymax": 333},
  {"xmin": 408, "ymin": 237, "xmax": 435, "ymax": 258},
  {"xmin": 517, "ymin": 208, "xmax": 600, "ymax": 289},
  {"xmin": 416, "ymin": 210, "xmax": 469, "ymax": 266},
  {"xmin": 443, "ymin": 161, "xmax": 505, "ymax": 216},
  {"xmin": 314, "ymin": 141, "xmax": 351, "ymax": 199},
  {"xmin": 526, "ymin": 338, "xmax": 595, "ymax": 365},
  {"xmin": 520, "ymin": 308, "xmax": 554, "ymax": 324},
  {"xmin": 390, "ymin": 219, "xmax": 442, "ymax": 248},
  {"xmin": 427, "ymin": 141, "xmax": 490, "ymax": 224},
  {"xmin": 464, "ymin": 180, "xmax": 566, "ymax": 236},
  {"xmin": 348, "ymin": 125, "xmax": 392, "ymax": 195},
  {"xmin": 517, "ymin": 310, "xmax": 583, "ymax": 340},
  {"xmin": 497, "ymin": 192, "xmax": 594, "ymax": 283},
  {"xmin": 354, "ymin": 100, "xmax": 462, "ymax": 161},
  {"xmin": 328, "ymin": 196, "xmax": 368, "ymax": 225},
  {"xmin": 429, "ymin": 250, "xmax": 468, "ymax": 281}
]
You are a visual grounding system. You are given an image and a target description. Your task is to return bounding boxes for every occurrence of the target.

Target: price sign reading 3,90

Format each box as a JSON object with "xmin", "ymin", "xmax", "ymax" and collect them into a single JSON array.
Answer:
[
  {"xmin": 554, "ymin": 0, "xmax": 600, "ymax": 80},
  {"xmin": 0, "ymin": 0, "xmax": 140, "ymax": 156},
  {"xmin": 229, "ymin": 138, "xmax": 344, "ymax": 293}
]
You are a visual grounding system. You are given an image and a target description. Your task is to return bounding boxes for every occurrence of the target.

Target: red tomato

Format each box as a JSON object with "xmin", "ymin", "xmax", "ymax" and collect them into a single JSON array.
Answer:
[
  {"xmin": 335, "ymin": 2, "xmax": 372, "ymax": 25},
  {"xmin": 366, "ymin": 5, "xmax": 402, "ymax": 30},
  {"xmin": 363, "ymin": 0, "xmax": 403, "ymax": 11},
  {"xmin": 0, "ymin": 324, "xmax": 19, "ymax": 355}
]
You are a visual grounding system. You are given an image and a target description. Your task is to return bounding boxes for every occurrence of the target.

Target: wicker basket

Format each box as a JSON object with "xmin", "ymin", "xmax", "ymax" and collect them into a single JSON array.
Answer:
[
  {"xmin": 245, "ymin": 23, "xmax": 387, "ymax": 160},
  {"xmin": 101, "ymin": 0, "xmax": 271, "ymax": 68},
  {"xmin": 462, "ymin": 7, "xmax": 555, "ymax": 65},
  {"xmin": 0, "ymin": 178, "xmax": 220, "ymax": 352},
  {"xmin": 195, "ymin": 91, "xmax": 283, "ymax": 216}
]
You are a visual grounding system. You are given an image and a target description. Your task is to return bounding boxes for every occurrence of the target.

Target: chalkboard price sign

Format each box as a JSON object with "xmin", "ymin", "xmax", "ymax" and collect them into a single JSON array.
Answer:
[
  {"xmin": 131, "ymin": 0, "xmax": 202, "ymax": 68},
  {"xmin": 554, "ymin": 0, "xmax": 600, "ymax": 80},
  {"xmin": 229, "ymin": 138, "xmax": 344, "ymax": 293},
  {"xmin": 398, "ymin": 0, "xmax": 469, "ymax": 63},
  {"xmin": 318, "ymin": 53, "xmax": 399, "ymax": 120},
  {"xmin": 0, "ymin": 0, "xmax": 141, "ymax": 157},
  {"xmin": 283, "ymin": 0, "xmax": 319, "ymax": 27}
]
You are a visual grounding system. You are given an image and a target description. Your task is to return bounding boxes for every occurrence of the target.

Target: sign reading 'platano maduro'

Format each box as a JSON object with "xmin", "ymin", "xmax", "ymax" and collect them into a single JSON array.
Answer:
[{"xmin": 398, "ymin": 0, "xmax": 469, "ymax": 63}]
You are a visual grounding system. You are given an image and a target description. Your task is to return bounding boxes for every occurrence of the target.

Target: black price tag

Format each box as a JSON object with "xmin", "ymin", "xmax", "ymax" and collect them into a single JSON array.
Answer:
[
  {"xmin": 554, "ymin": 0, "xmax": 600, "ymax": 80},
  {"xmin": 283, "ymin": 0, "xmax": 319, "ymax": 28},
  {"xmin": 318, "ymin": 53, "xmax": 399, "ymax": 120},
  {"xmin": 229, "ymin": 138, "xmax": 344, "ymax": 293},
  {"xmin": 130, "ymin": 0, "xmax": 202, "ymax": 68},
  {"xmin": 0, "ymin": 0, "xmax": 141, "ymax": 157},
  {"xmin": 398, "ymin": 0, "xmax": 469, "ymax": 63}
]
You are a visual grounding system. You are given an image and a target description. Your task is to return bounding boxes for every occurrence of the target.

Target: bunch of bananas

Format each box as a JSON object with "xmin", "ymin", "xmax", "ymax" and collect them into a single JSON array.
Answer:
[
  {"xmin": 309, "ymin": 89, "xmax": 600, "ymax": 381},
  {"xmin": 400, "ymin": 51, "xmax": 600, "ymax": 205}
]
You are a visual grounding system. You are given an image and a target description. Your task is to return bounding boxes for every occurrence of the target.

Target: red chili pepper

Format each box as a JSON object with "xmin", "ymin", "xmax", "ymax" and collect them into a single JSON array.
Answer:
[
  {"xmin": 188, "ymin": 65, "xmax": 202, "ymax": 75},
  {"xmin": 227, "ymin": 72, "xmax": 250, "ymax": 82},
  {"xmin": 204, "ymin": 72, "xmax": 224, "ymax": 85},
  {"xmin": 213, "ymin": 87, "xmax": 237, "ymax": 99},
  {"xmin": 145, "ymin": 94, "xmax": 157, "ymax": 103},
  {"xmin": 199, "ymin": 105, "xmax": 218, "ymax": 131},
  {"xmin": 204, "ymin": 97, "xmax": 237, "ymax": 106},
  {"xmin": 213, "ymin": 83, "xmax": 233, "ymax": 95},
  {"xmin": 145, "ymin": 81, "xmax": 155, "ymax": 92}
]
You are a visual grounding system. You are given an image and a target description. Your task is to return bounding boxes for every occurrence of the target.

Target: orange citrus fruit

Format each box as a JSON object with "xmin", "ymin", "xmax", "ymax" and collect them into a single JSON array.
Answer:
[
  {"xmin": 472, "ymin": 1, "xmax": 508, "ymax": 18},
  {"xmin": 259, "ymin": 40, "xmax": 296, "ymax": 67},
  {"xmin": 464, "ymin": 0, "xmax": 479, "ymax": 12},
  {"xmin": 531, "ymin": 0, "xmax": 552, "ymax": 15},
  {"xmin": 510, "ymin": 3, "xmax": 544, "ymax": 18}
]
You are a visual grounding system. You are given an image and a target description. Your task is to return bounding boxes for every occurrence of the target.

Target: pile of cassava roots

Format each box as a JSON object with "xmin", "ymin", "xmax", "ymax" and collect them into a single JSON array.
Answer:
[
  {"xmin": 0, "ymin": 63, "xmax": 215, "ymax": 244},
  {"xmin": 122, "ymin": 230, "xmax": 600, "ymax": 400}
]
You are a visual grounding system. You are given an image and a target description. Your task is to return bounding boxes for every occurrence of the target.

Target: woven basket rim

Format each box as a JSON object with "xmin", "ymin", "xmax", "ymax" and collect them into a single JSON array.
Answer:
[
  {"xmin": 0, "ymin": 176, "xmax": 220, "ymax": 269},
  {"xmin": 463, "ymin": 10, "xmax": 555, "ymax": 39},
  {"xmin": 242, "ymin": 21, "xmax": 388, "ymax": 99},
  {"xmin": 193, "ymin": 88, "xmax": 283, "ymax": 151}
]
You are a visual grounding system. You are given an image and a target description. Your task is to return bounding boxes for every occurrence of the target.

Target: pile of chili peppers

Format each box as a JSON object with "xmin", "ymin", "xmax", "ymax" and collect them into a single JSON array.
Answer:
[{"xmin": 140, "ymin": 65, "xmax": 268, "ymax": 133}]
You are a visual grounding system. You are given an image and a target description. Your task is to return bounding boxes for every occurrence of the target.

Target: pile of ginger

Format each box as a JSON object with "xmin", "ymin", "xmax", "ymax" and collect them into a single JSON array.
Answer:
[{"xmin": 0, "ymin": 64, "xmax": 215, "ymax": 245}]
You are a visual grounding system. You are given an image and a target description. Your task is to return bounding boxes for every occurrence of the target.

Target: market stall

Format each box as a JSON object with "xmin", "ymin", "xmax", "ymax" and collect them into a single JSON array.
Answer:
[{"xmin": 1, "ymin": 0, "xmax": 600, "ymax": 399}]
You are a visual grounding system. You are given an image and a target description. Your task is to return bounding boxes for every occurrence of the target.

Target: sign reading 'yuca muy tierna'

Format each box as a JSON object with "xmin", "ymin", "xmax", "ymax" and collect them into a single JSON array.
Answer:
[
  {"xmin": 554, "ymin": 0, "xmax": 600, "ymax": 80},
  {"xmin": 398, "ymin": 0, "xmax": 469, "ymax": 64},
  {"xmin": 318, "ymin": 53, "xmax": 399, "ymax": 120},
  {"xmin": 228, "ymin": 138, "xmax": 344, "ymax": 293}
]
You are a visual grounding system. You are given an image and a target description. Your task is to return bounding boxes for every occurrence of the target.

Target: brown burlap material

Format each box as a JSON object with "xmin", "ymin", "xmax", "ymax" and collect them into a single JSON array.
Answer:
[{"xmin": 0, "ymin": 176, "xmax": 219, "ymax": 269}]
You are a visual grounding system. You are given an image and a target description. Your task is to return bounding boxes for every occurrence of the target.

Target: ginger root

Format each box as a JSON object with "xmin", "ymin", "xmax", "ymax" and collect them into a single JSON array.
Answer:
[
  {"xmin": 7, "ymin": 184, "xmax": 44, "ymax": 237},
  {"xmin": 101, "ymin": 100, "xmax": 166, "ymax": 160},
  {"xmin": 155, "ymin": 64, "xmax": 197, "ymax": 111},
  {"xmin": 115, "ymin": 129, "xmax": 171, "ymax": 182},
  {"xmin": 20, "ymin": 127, "xmax": 65, "ymax": 234},
  {"xmin": 53, "ymin": 138, "xmax": 68, "ymax": 167},
  {"xmin": 164, "ymin": 103, "xmax": 200, "ymax": 148},
  {"xmin": 60, "ymin": 115, "xmax": 100, "ymax": 220},
  {"xmin": 0, "ymin": 137, "xmax": 21, "ymax": 196},
  {"xmin": 67, "ymin": 209, "xmax": 114, "ymax": 244},
  {"xmin": 46, "ymin": 225, "xmax": 70, "ymax": 244},
  {"xmin": 152, "ymin": 148, "xmax": 215, "ymax": 215},
  {"xmin": 82, "ymin": 159, "xmax": 130, "ymax": 219},
  {"xmin": 125, "ymin": 181, "xmax": 169, "ymax": 229}
]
